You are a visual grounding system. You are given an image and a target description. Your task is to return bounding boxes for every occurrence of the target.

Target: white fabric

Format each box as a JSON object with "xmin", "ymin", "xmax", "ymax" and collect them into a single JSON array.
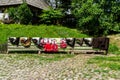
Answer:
[{"xmin": 0, "ymin": 13, "xmax": 9, "ymax": 20}]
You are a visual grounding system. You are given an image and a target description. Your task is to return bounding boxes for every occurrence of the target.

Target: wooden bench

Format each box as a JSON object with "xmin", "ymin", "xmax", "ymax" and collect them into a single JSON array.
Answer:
[{"xmin": 7, "ymin": 37, "xmax": 108, "ymax": 54}]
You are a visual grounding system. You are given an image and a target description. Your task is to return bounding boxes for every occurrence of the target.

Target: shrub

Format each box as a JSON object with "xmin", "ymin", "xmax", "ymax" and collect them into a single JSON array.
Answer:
[
  {"xmin": 8, "ymin": 3, "xmax": 33, "ymax": 24},
  {"xmin": 40, "ymin": 8, "xmax": 64, "ymax": 25},
  {"xmin": 72, "ymin": 0, "xmax": 120, "ymax": 36}
]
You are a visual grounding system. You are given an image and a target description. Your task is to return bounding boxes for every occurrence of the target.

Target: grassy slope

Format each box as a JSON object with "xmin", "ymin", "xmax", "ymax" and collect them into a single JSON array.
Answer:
[{"xmin": 0, "ymin": 24, "xmax": 88, "ymax": 43}]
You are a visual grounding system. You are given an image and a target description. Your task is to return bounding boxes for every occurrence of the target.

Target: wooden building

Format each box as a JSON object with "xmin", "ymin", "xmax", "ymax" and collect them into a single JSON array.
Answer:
[{"xmin": 0, "ymin": 0, "xmax": 49, "ymax": 23}]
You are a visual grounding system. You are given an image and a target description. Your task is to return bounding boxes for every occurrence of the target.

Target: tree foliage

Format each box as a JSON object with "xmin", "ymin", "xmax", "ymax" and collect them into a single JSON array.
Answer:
[
  {"xmin": 40, "ymin": 8, "xmax": 64, "ymax": 25},
  {"xmin": 46, "ymin": 0, "xmax": 72, "ymax": 14},
  {"xmin": 7, "ymin": 7, "xmax": 18, "ymax": 22},
  {"xmin": 72, "ymin": 0, "xmax": 120, "ymax": 36},
  {"xmin": 8, "ymin": 3, "xmax": 33, "ymax": 24}
]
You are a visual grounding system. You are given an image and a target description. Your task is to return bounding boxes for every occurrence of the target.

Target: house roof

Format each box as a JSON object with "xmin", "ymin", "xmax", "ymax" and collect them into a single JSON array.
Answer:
[{"xmin": 0, "ymin": 0, "xmax": 49, "ymax": 10}]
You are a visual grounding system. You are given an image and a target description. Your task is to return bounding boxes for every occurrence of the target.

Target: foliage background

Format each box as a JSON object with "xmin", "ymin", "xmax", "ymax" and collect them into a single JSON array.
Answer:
[
  {"xmin": 72, "ymin": 0, "xmax": 120, "ymax": 36},
  {"xmin": 8, "ymin": 3, "xmax": 33, "ymax": 24}
]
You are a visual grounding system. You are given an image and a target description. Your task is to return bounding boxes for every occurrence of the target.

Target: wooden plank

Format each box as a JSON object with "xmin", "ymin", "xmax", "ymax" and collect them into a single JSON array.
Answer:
[
  {"xmin": 8, "ymin": 49, "xmax": 73, "ymax": 52},
  {"xmin": 74, "ymin": 47, "xmax": 93, "ymax": 50},
  {"xmin": 8, "ymin": 48, "xmax": 40, "ymax": 51},
  {"xmin": 73, "ymin": 50, "xmax": 105, "ymax": 53},
  {"xmin": 8, "ymin": 46, "xmax": 40, "ymax": 49},
  {"xmin": 7, "ymin": 46, "xmax": 93, "ymax": 51}
]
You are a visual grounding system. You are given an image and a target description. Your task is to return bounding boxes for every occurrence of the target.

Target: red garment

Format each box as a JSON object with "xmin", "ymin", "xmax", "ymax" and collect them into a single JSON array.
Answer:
[
  {"xmin": 51, "ymin": 43, "xmax": 58, "ymax": 52},
  {"xmin": 60, "ymin": 39, "xmax": 67, "ymax": 49},
  {"xmin": 44, "ymin": 41, "xmax": 52, "ymax": 52}
]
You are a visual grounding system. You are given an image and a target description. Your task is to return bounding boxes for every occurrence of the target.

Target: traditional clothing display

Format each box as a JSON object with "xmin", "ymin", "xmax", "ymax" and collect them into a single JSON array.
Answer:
[
  {"xmin": 51, "ymin": 40, "xmax": 58, "ymax": 52},
  {"xmin": 20, "ymin": 37, "xmax": 32, "ymax": 48},
  {"xmin": 32, "ymin": 38, "xmax": 43, "ymax": 48},
  {"xmin": 83, "ymin": 38, "xmax": 92, "ymax": 46},
  {"xmin": 76, "ymin": 38, "xmax": 84, "ymax": 46},
  {"xmin": 66, "ymin": 38, "xmax": 75, "ymax": 48},
  {"xmin": 9, "ymin": 37, "xmax": 20, "ymax": 46},
  {"xmin": 7, "ymin": 37, "xmax": 110, "ymax": 54},
  {"xmin": 60, "ymin": 39, "xmax": 67, "ymax": 49},
  {"xmin": 44, "ymin": 39, "xmax": 52, "ymax": 52}
]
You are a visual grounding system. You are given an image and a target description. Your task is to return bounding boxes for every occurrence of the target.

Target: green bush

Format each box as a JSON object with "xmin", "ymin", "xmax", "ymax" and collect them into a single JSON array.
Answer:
[
  {"xmin": 40, "ymin": 8, "xmax": 64, "ymax": 25},
  {"xmin": 7, "ymin": 7, "xmax": 17, "ymax": 22},
  {"xmin": 8, "ymin": 3, "xmax": 33, "ymax": 24},
  {"xmin": 72, "ymin": 0, "xmax": 120, "ymax": 36}
]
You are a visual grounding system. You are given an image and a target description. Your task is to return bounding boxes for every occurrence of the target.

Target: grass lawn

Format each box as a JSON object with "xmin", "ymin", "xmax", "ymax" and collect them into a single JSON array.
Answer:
[
  {"xmin": 0, "ymin": 24, "xmax": 88, "ymax": 43},
  {"xmin": 88, "ymin": 55, "xmax": 120, "ymax": 70}
]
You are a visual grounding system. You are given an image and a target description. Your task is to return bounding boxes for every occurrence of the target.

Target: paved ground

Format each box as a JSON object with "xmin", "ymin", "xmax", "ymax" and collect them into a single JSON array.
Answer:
[{"xmin": 0, "ymin": 54, "xmax": 120, "ymax": 80}]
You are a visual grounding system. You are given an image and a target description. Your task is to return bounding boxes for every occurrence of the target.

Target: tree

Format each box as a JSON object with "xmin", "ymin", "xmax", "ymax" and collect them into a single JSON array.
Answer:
[
  {"xmin": 8, "ymin": 3, "xmax": 33, "ymax": 24},
  {"xmin": 17, "ymin": 3, "xmax": 33, "ymax": 24},
  {"xmin": 72, "ymin": 0, "xmax": 103, "ymax": 35},
  {"xmin": 72, "ymin": 0, "xmax": 120, "ymax": 36},
  {"xmin": 7, "ymin": 7, "xmax": 18, "ymax": 22},
  {"xmin": 40, "ymin": 8, "xmax": 64, "ymax": 25}
]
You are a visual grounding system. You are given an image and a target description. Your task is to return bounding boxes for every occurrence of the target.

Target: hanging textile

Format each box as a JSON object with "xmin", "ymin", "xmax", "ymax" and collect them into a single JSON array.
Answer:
[
  {"xmin": 60, "ymin": 39, "xmax": 67, "ymax": 49},
  {"xmin": 20, "ymin": 37, "xmax": 32, "ymax": 48},
  {"xmin": 9, "ymin": 37, "xmax": 20, "ymax": 46},
  {"xmin": 83, "ymin": 38, "xmax": 92, "ymax": 46},
  {"xmin": 32, "ymin": 37, "xmax": 43, "ymax": 48},
  {"xmin": 44, "ymin": 39, "xmax": 52, "ymax": 52},
  {"xmin": 75, "ymin": 38, "xmax": 83, "ymax": 46},
  {"xmin": 51, "ymin": 39, "xmax": 58, "ymax": 52},
  {"xmin": 66, "ymin": 38, "xmax": 76, "ymax": 48}
]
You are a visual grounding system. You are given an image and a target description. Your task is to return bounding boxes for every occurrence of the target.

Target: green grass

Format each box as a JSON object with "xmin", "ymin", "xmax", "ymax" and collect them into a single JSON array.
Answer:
[
  {"xmin": 0, "ymin": 24, "xmax": 88, "ymax": 43},
  {"xmin": 108, "ymin": 44, "xmax": 120, "ymax": 54},
  {"xmin": 0, "ymin": 53, "xmax": 75, "ymax": 63},
  {"xmin": 88, "ymin": 55, "xmax": 120, "ymax": 70}
]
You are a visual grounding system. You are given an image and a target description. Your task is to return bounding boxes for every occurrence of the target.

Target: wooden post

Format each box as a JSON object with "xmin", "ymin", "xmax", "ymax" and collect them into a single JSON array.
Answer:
[
  {"xmin": 38, "ymin": 50, "xmax": 41, "ymax": 54},
  {"xmin": 71, "ymin": 48, "xmax": 74, "ymax": 55}
]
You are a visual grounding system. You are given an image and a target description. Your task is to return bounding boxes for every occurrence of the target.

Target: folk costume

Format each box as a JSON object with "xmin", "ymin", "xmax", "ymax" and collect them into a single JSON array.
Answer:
[
  {"xmin": 66, "ymin": 38, "xmax": 75, "ymax": 48},
  {"xmin": 60, "ymin": 39, "xmax": 67, "ymax": 49},
  {"xmin": 44, "ymin": 39, "xmax": 52, "ymax": 52},
  {"xmin": 51, "ymin": 39, "xmax": 58, "ymax": 52},
  {"xmin": 32, "ymin": 37, "xmax": 43, "ymax": 49},
  {"xmin": 9, "ymin": 37, "xmax": 20, "ymax": 46},
  {"xmin": 20, "ymin": 37, "xmax": 32, "ymax": 48}
]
